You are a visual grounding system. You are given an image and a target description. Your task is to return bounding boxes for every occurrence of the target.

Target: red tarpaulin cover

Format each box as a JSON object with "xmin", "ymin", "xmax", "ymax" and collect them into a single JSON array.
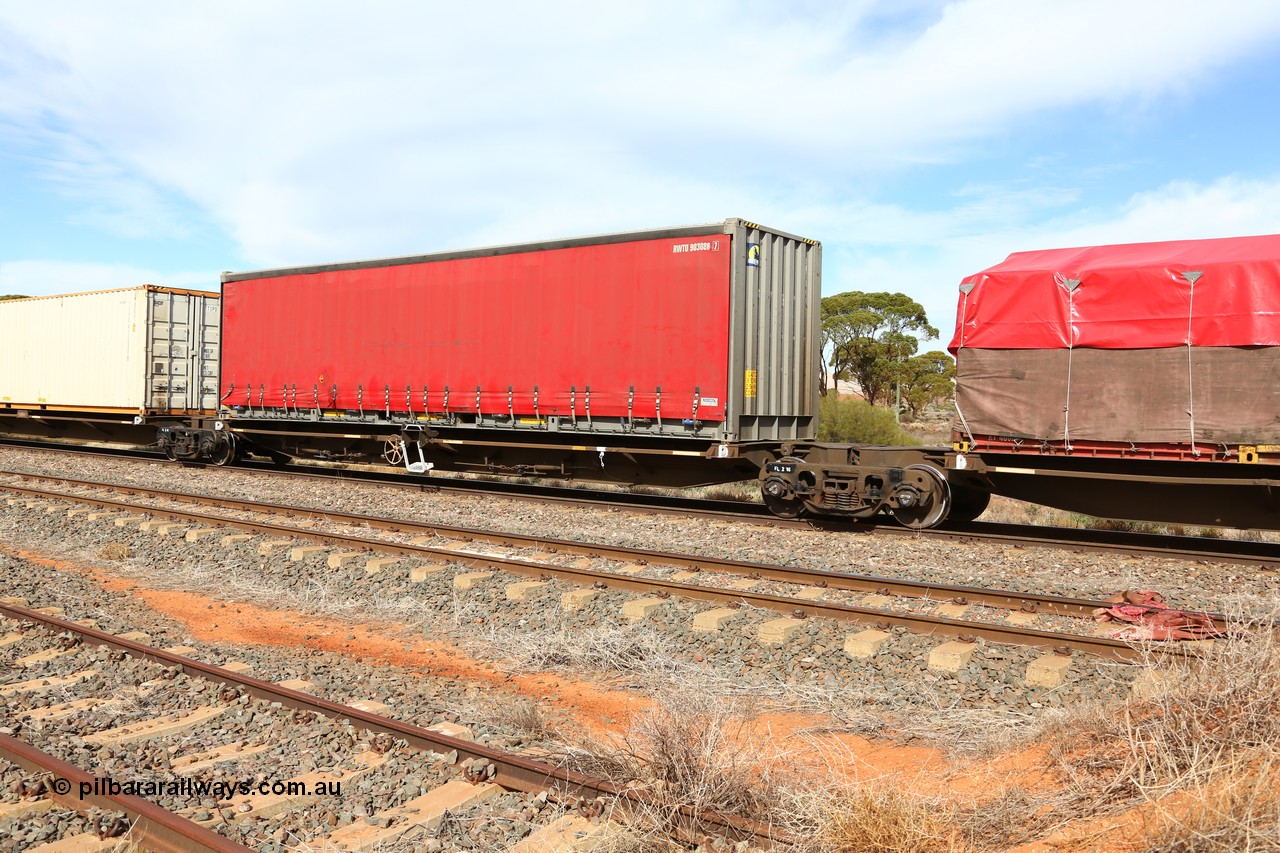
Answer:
[{"xmin": 949, "ymin": 234, "xmax": 1280, "ymax": 351}]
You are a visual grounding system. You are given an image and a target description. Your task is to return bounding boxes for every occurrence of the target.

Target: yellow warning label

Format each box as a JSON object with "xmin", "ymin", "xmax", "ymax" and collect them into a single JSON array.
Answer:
[{"xmin": 744, "ymin": 369, "xmax": 758, "ymax": 398}]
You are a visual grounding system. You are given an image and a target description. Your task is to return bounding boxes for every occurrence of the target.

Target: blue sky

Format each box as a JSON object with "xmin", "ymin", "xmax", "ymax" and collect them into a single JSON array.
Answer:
[{"xmin": 2, "ymin": 1, "xmax": 1280, "ymax": 347}]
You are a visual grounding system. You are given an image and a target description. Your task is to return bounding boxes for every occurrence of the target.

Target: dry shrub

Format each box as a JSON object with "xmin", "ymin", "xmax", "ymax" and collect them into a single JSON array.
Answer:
[
  {"xmin": 806, "ymin": 787, "xmax": 956, "ymax": 853},
  {"xmin": 1046, "ymin": 604, "xmax": 1280, "ymax": 825},
  {"xmin": 475, "ymin": 622, "xmax": 684, "ymax": 679},
  {"xmin": 696, "ymin": 481, "xmax": 758, "ymax": 503},
  {"xmin": 474, "ymin": 696, "xmax": 554, "ymax": 740},
  {"xmin": 1139, "ymin": 762, "xmax": 1280, "ymax": 852},
  {"xmin": 950, "ymin": 784, "xmax": 1080, "ymax": 851},
  {"xmin": 822, "ymin": 683, "xmax": 1042, "ymax": 760},
  {"xmin": 1109, "ymin": 619, "xmax": 1280, "ymax": 794},
  {"xmin": 97, "ymin": 542, "xmax": 131, "ymax": 561},
  {"xmin": 565, "ymin": 690, "xmax": 786, "ymax": 841}
]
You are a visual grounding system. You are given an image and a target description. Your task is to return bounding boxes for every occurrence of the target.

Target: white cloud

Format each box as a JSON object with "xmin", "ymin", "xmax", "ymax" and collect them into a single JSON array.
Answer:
[
  {"xmin": 1, "ymin": 1, "xmax": 1279, "ymax": 362},
  {"xmin": 1043, "ymin": 177, "xmax": 1280, "ymax": 247},
  {"xmin": 0, "ymin": 260, "xmax": 215, "ymax": 297},
  {"xmin": 1, "ymin": 1, "xmax": 1279, "ymax": 265}
]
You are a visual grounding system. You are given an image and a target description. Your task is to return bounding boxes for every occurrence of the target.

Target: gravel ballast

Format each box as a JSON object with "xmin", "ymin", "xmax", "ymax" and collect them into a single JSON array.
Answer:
[{"xmin": 0, "ymin": 447, "xmax": 1243, "ymax": 719}]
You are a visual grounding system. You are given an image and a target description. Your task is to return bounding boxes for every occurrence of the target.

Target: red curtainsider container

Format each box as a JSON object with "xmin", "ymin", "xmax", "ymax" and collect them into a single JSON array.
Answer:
[{"xmin": 220, "ymin": 219, "xmax": 820, "ymax": 445}]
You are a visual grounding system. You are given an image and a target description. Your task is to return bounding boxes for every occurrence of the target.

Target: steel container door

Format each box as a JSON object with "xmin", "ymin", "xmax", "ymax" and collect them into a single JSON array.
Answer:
[
  {"xmin": 725, "ymin": 220, "xmax": 821, "ymax": 442},
  {"xmin": 146, "ymin": 289, "xmax": 221, "ymax": 413}
]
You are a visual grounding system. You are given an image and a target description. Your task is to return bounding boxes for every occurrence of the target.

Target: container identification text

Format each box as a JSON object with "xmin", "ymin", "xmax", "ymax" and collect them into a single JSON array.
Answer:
[{"xmin": 671, "ymin": 240, "xmax": 720, "ymax": 254}]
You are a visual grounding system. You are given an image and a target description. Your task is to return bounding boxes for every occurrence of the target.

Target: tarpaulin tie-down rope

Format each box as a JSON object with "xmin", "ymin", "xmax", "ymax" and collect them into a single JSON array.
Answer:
[
  {"xmin": 1056, "ymin": 274, "xmax": 1080, "ymax": 452},
  {"xmin": 953, "ymin": 286, "xmax": 977, "ymax": 447},
  {"xmin": 1183, "ymin": 271, "xmax": 1202, "ymax": 456}
]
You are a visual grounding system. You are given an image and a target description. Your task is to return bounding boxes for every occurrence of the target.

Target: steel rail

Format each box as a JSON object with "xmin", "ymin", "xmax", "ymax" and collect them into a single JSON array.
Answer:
[
  {"xmin": 0, "ymin": 438, "xmax": 770, "ymax": 521},
  {"xmin": 0, "ymin": 732, "xmax": 253, "ymax": 853},
  {"xmin": 0, "ymin": 472, "xmax": 1228, "ymax": 628},
  {"xmin": 905, "ymin": 520, "xmax": 1280, "ymax": 570},
  {"xmin": 1, "ymin": 482, "xmax": 1176, "ymax": 660},
  {"xmin": 0, "ymin": 602, "xmax": 780, "ymax": 846},
  {"xmin": 5, "ymin": 439, "xmax": 1280, "ymax": 570}
]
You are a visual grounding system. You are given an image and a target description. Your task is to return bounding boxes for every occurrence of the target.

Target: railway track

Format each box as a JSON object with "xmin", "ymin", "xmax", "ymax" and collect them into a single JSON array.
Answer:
[
  {"xmin": 2, "ymin": 733, "xmax": 249, "ymax": 853},
  {"xmin": 5, "ymin": 437, "xmax": 1280, "ymax": 569},
  {"xmin": 0, "ymin": 437, "xmax": 769, "ymax": 521},
  {"xmin": 0, "ymin": 474, "xmax": 1226, "ymax": 666},
  {"xmin": 0, "ymin": 600, "xmax": 776, "ymax": 851}
]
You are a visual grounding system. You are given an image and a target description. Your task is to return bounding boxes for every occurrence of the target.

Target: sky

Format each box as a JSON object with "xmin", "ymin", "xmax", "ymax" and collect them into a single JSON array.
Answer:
[{"xmin": 2, "ymin": 1, "xmax": 1280, "ymax": 349}]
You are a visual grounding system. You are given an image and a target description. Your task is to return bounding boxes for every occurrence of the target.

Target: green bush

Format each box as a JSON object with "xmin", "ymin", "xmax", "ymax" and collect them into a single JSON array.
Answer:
[{"xmin": 817, "ymin": 395, "xmax": 920, "ymax": 445}]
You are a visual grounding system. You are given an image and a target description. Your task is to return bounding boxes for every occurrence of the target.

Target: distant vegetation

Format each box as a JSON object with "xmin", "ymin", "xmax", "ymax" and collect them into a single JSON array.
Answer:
[
  {"xmin": 0, "ymin": 294, "xmax": 30, "ymax": 301},
  {"xmin": 817, "ymin": 395, "xmax": 920, "ymax": 445},
  {"xmin": 821, "ymin": 291, "xmax": 955, "ymax": 420}
]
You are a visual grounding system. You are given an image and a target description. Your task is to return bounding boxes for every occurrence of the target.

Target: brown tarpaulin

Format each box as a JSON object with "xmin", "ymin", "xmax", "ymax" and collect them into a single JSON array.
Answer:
[{"xmin": 954, "ymin": 347, "xmax": 1280, "ymax": 445}]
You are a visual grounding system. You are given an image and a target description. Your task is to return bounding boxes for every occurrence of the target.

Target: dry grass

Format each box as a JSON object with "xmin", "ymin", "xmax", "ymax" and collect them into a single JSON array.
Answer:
[
  {"xmin": 1028, "ymin": 604, "xmax": 1280, "ymax": 846},
  {"xmin": 783, "ymin": 785, "xmax": 958, "ymax": 853},
  {"xmin": 562, "ymin": 689, "xmax": 790, "ymax": 843},
  {"xmin": 62, "ymin": 538, "xmax": 448, "ymax": 634},
  {"xmin": 625, "ymin": 480, "xmax": 760, "ymax": 503},
  {"xmin": 769, "ymin": 672, "xmax": 1049, "ymax": 761},
  {"xmin": 468, "ymin": 696, "xmax": 556, "ymax": 740},
  {"xmin": 96, "ymin": 541, "xmax": 131, "ymax": 560},
  {"xmin": 951, "ymin": 784, "xmax": 1076, "ymax": 851},
  {"xmin": 774, "ymin": 605, "xmax": 1280, "ymax": 851},
  {"xmin": 695, "ymin": 481, "xmax": 760, "ymax": 502},
  {"xmin": 1139, "ymin": 764, "xmax": 1280, "ymax": 851},
  {"xmin": 1070, "ymin": 624, "xmax": 1280, "ymax": 796},
  {"xmin": 472, "ymin": 622, "xmax": 687, "ymax": 681},
  {"xmin": 817, "ymin": 790, "xmax": 955, "ymax": 853},
  {"xmin": 826, "ymin": 699, "xmax": 1043, "ymax": 760},
  {"xmin": 901, "ymin": 425, "xmax": 953, "ymax": 446}
]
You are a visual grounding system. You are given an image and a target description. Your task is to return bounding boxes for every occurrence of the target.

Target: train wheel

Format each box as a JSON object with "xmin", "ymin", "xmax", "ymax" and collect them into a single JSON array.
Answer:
[
  {"xmin": 209, "ymin": 434, "xmax": 237, "ymax": 467},
  {"xmin": 763, "ymin": 491, "xmax": 808, "ymax": 519},
  {"xmin": 381, "ymin": 436, "xmax": 404, "ymax": 466},
  {"xmin": 762, "ymin": 468, "xmax": 809, "ymax": 518},
  {"xmin": 948, "ymin": 487, "xmax": 990, "ymax": 523},
  {"xmin": 891, "ymin": 464, "xmax": 951, "ymax": 529}
]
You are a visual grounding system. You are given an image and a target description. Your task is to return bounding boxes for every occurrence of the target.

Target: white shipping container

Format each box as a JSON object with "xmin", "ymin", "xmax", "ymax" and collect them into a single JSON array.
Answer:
[{"xmin": 0, "ymin": 286, "xmax": 220, "ymax": 414}]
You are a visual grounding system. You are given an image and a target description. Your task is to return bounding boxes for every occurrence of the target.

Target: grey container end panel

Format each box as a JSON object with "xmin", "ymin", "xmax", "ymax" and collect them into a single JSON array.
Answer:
[
  {"xmin": 146, "ymin": 289, "xmax": 221, "ymax": 412},
  {"xmin": 723, "ymin": 220, "xmax": 821, "ymax": 442}
]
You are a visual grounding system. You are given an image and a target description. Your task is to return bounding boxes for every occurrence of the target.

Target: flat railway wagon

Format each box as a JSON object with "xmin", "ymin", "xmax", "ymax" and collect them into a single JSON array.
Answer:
[
  {"xmin": 32, "ymin": 223, "xmax": 1280, "ymax": 532},
  {"xmin": 167, "ymin": 219, "xmax": 831, "ymax": 482},
  {"xmin": 0, "ymin": 286, "xmax": 220, "ymax": 446},
  {"xmin": 945, "ymin": 233, "xmax": 1280, "ymax": 531}
]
